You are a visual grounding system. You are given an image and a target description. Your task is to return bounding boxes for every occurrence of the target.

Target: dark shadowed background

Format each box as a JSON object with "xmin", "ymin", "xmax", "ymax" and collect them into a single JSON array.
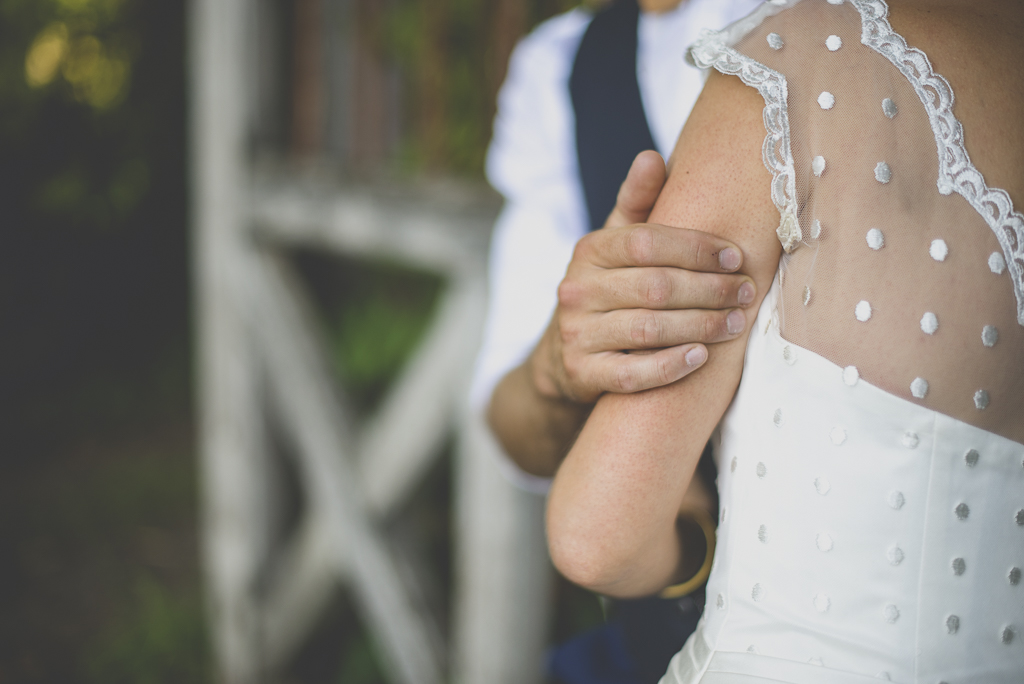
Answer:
[{"xmin": 0, "ymin": 0, "xmax": 601, "ymax": 682}]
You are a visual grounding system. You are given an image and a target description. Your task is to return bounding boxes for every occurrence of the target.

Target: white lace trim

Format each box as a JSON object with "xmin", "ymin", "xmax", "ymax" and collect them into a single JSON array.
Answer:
[
  {"xmin": 689, "ymin": 28, "xmax": 800, "ymax": 253},
  {"xmin": 852, "ymin": 0, "xmax": 1024, "ymax": 325},
  {"xmin": 690, "ymin": 0, "xmax": 1024, "ymax": 324}
]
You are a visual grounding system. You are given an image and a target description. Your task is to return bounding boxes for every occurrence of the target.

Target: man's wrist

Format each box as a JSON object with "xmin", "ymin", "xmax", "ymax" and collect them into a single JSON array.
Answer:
[
  {"xmin": 527, "ymin": 317, "xmax": 598, "ymax": 405},
  {"xmin": 487, "ymin": 360, "xmax": 593, "ymax": 479},
  {"xmin": 525, "ymin": 351, "xmax": 560, "ymax": 401},
  {"xmin": 523, "ymin": 352, "xmax": 593, "ymax": 438}
]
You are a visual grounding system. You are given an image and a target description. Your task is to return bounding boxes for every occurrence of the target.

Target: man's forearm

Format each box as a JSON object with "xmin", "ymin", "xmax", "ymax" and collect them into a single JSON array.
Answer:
[{"xmin": 487, "ymin": 360, "xmax": 593, "ymax": 478}]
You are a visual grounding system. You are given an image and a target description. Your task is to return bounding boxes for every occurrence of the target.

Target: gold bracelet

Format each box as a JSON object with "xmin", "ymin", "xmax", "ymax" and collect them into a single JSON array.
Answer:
[{"xmin": 659, "ymin": 508, "xmax": 717, "ymax": 599}]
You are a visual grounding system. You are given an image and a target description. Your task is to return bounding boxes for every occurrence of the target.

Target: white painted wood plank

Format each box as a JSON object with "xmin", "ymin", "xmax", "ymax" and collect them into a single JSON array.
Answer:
[
  {"xmin": 248, "ymin": 179, "xmax": 496, "ymax": 275},
  {"xmin": 261, "ymin": 512, "xmax": 341, "ymax": 670},
  {"xmin": 191, "ymin": 0, "xmax": 271, "ymax": 680},
  {"xmin": 453, "ymin": 410, "xmax": 554, "ymax": 684},
  {"xmin": 249, "ymin": 251, "xmax": 445, "ymax": 684},
  {"xmin": 359, "ymin": 274, "xmax": 487, "ymax": 517}
]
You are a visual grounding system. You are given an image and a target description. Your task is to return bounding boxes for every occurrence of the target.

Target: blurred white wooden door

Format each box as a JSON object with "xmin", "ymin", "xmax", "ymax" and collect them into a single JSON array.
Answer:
[{"xmin": 189, "ymin": 0, "xmax": 554, "ymax": 682}]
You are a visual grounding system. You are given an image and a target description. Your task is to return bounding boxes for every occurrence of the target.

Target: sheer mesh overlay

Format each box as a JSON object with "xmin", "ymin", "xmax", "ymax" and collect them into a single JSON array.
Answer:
[{"xmin": 691, "ymin": 0, "xmax": 1024, "ymax": 444}]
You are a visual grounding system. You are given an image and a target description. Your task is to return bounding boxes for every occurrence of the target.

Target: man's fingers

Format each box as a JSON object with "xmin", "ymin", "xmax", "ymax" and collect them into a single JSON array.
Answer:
[
  {"xmin": 566, "ymin": 265, "xmax": 755, "ymax": 312},
  {"xmin": 586, "ymin": 344, "xmax": 709, "ymax": 394},
  {"xmin": 581, "ymin": 307, "xmax": 747, "ymax": 351},
  {"xmin": 604, "ymin": 150, "xmax": 667, "ymax": 229},
  {"xmin": 577, "ymin": 222, "xmax": 743, "ymax": 273}
]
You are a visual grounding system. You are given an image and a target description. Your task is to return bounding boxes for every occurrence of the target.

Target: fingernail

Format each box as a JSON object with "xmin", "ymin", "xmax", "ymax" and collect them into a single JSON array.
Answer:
[
  {"xmin": 738, "ymin": 281, "xmax": 755, "ymax": 305},
  {"xmin": 685, "ymin": 346, "xmax": 707, "ymax": 367},
  {"xmin": 719, "ymin": 247, "xmax": 741, "ymax": 271},
  {"xmin": 727, "ymin": 310, "xmax": 745, "ymax": 335}
]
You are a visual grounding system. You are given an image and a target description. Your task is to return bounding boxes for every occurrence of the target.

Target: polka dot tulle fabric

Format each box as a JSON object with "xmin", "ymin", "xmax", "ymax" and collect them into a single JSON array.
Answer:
[
  {"xmin": 732, "ymin": 0, "xmax": 1024, "ymax": 444},
  {"xmin": 670, "ymin": 2, "xmax": 1024, "ymax": 682}
]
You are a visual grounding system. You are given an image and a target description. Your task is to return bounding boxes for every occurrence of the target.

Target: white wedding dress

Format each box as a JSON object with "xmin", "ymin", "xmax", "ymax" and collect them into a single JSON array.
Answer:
[{"xmin": 661, "ymin": 1, "xmax": 1024, "ymax": 682}]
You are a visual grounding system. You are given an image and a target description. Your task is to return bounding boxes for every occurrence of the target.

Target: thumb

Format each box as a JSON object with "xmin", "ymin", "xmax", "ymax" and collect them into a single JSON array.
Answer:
[{"xmin": 603, "ymin": 150, "xmax": 667, "ymax": 229}]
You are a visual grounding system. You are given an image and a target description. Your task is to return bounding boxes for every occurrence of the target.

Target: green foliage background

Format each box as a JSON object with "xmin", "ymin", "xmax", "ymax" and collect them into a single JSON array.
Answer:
[
  {"xmin": 0, "ymin": 0, "xmax": 592, "ymax": 681},
  {"xmin": 380, "ymin": 0, "xmax": 580, "ymax": 175}
]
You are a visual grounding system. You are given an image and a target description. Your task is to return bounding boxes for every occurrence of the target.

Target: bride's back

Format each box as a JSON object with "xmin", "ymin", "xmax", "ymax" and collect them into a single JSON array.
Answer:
[
  {"xmin": 720, "ymin": 0, "xmax": 1024, "ymax": 442},
  {"xmin": 662, "ymin": 5, "xmax": 1024, "ymax": 680},
  {"xmin": 893, "ymin": 0, "xmax": 1024, "ymax": 202}
]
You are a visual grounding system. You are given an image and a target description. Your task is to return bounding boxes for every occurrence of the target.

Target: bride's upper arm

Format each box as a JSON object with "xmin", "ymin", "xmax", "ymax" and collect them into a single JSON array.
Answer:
[
  {"xmin": 654, "ymin": 70, "xmax": 782, "ymax": 283},
  {"xmin": 546, "ymin": 70, "xmax": 783, "ymax": 596}
]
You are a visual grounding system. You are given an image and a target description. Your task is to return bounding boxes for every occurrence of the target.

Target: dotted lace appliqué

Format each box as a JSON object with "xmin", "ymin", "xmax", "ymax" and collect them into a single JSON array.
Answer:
[
  {"xmin": 853, "ymin": 0, "xmax": 1024, "ymax": 326},
  {"xmin": 690, "ymin": 0, "xmax": 1024, "ymax": 325}
]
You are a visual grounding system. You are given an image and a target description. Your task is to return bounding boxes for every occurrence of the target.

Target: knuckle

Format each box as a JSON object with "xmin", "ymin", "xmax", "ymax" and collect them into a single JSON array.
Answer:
[
  {"xmin": 575, "ymin": 232, "xmax": 594, "ymax": 255},
  {"xmin": 613, "ymin": 363, "xmax": 640, "ymax": 393},
  {"xmin": 697, "ymin": 313, "xmax": 722, "ymax": 342},
  {"xmin": 629, "ymin": 312, "xmax": 661, "ymax": 346},
  {"xmin": 563, "ymin": 355, "xmax": 582, "ymax": 382},
  {"xmin": 571, "ymin": 234, "xmax": 595, "ymax": 265},
  {"xmin": 557, "ymin": 278, "xmax": 582, "ymax": 308},
  {"xmin": 559, "ymin": 318, "xmax": 581, "ymax": 347},
  {"xmin": 706, "ymin": 275, "xmax": 731, "ymax": 308},
  {"xmin": 639, "ymin": 269, "xmax": 673, "ymax": 306},
  {"xmin": 625, "ymin": 225, "xmax": 656, "ymax": 265},
  {"xmin": 689, "ymin": 234, "xmax": 707, "ymax": 269},
  {"xmin": 654, "ymin": 355, "xmax": 675, "ymax": 386}
]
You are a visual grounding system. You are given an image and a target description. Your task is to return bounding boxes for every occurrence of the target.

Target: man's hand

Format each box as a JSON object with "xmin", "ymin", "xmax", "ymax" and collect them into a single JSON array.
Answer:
[
  {"xmin": 487, "ymin": 151, "xmax": 757, "ymax": 477},
  {"xmin": 529, "ymin": 150, "xmax": 756, "ymax": 404}
]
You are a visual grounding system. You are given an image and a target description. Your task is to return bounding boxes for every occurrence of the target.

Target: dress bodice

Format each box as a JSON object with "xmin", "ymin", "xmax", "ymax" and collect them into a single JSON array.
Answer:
[
  {"xmin": 663, "ymin": 0, "xmax": 1024, "ymax": 680},
  {"xmin": 662, "ymin": 285, "xmax": 1024, "ymax": 682}
]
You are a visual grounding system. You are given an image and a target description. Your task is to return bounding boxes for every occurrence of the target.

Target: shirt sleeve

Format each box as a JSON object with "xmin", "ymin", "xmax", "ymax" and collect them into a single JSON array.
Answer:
[
  {"xmin": 468, "ymin": 10, "xmax": 592, "ymax": 492},
  {"xmin": 470, "ymin": 10, "xmax": 591, "ymax": 410}
]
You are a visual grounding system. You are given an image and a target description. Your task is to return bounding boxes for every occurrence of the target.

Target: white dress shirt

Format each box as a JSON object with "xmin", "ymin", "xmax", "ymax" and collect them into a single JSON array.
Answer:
[{"xmin": 470, "ymin": 0, "xmax": 763, "ymax": 490}]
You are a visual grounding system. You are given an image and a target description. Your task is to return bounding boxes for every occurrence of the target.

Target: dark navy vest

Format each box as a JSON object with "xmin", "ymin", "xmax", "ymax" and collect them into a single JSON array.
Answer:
[{"xmin": 570, "ymin": 0, "xmax": 657, "ymax": 232}]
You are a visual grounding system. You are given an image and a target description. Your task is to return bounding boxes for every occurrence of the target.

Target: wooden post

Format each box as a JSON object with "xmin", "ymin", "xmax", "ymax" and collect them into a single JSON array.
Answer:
[
  {"xmin": 416, "ymin": 0, "xmax": 449, "ymax": 168},
  {"xmin": 191, "ymin": 0, "xmax": 272, "ymax": 680},
  {"xmin": 291, "ymin": 0, "xmax": 325, "ymax": 157},
  {"xmin": 454, "ymin": 411, "xmax": 554, "ymax": 684},
  {"xmin": 349, "ymin": 0, "xmax": 392, "ymax": 170}
]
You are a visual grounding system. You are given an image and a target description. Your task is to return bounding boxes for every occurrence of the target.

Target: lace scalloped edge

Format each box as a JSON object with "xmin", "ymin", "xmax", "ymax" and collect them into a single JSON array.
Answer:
[
  {"xmin": 688, "ymin": 30, "xmax": 801, "ymax": 254},
  {"xmin": 688, "ymin": 0, "xmax": 1024, "ymax": 324},
  {"xmin": 853, "ymin": 0, "xmax": 1024, "ymax": 326}
]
